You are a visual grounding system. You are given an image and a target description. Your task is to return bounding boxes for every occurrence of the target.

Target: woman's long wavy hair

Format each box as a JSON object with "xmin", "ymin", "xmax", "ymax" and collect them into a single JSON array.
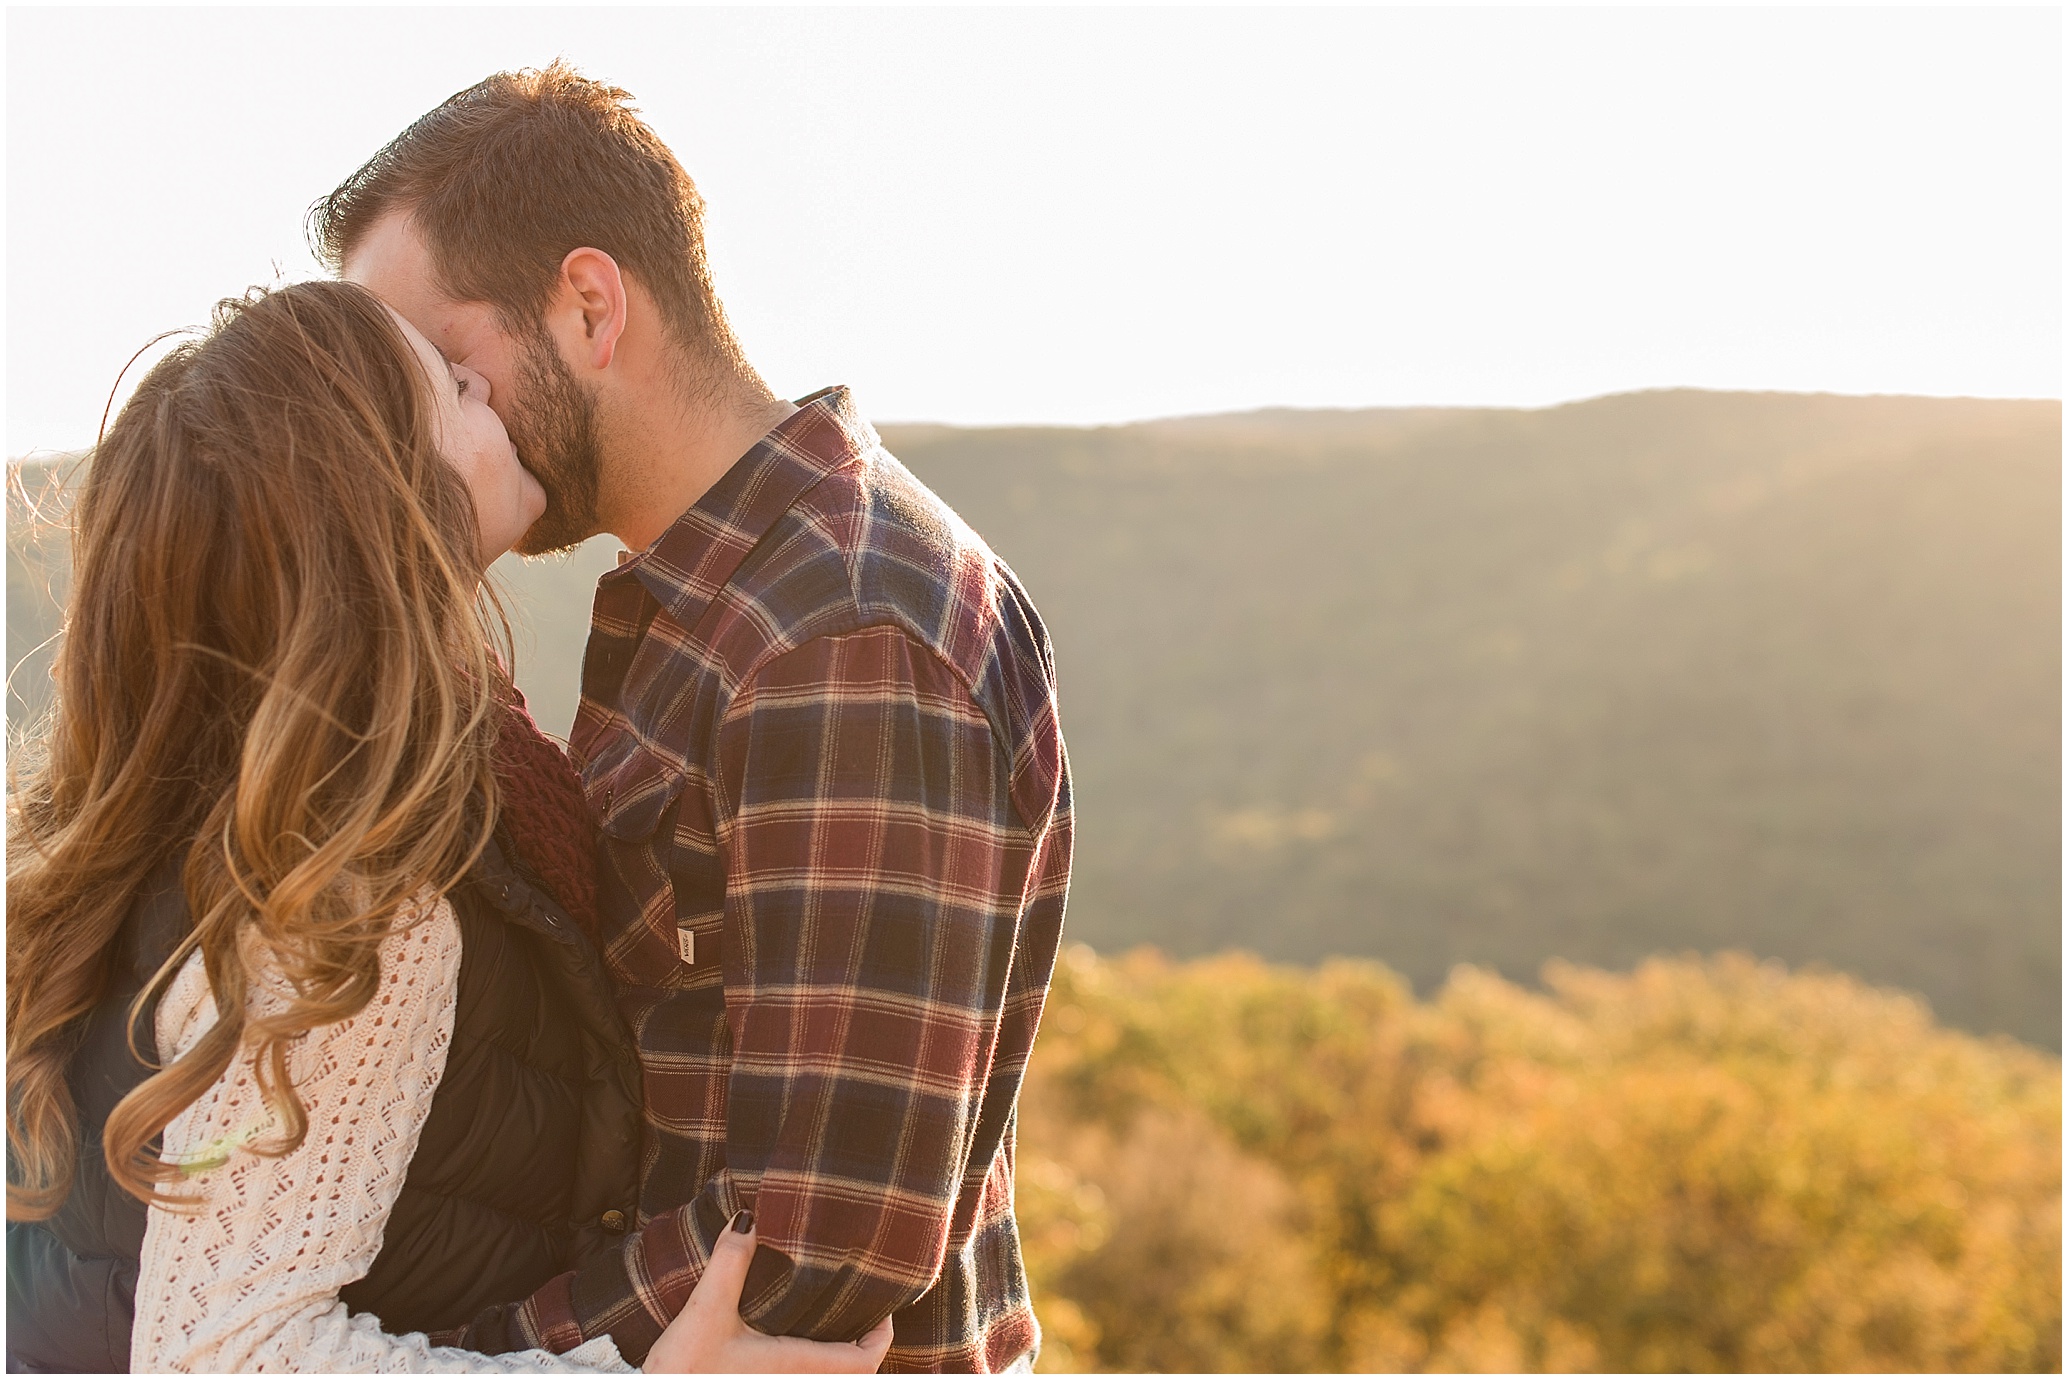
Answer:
[{"xmin": 7, "ymin": 280, "xmax": 508, "ymax": 1217}]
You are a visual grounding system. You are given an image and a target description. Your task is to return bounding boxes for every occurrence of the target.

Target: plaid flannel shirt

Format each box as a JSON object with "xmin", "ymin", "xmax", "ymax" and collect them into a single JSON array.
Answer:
[{"xmin": 452, "ymin": 387, "xmax": 1070, "ymax": 1372}]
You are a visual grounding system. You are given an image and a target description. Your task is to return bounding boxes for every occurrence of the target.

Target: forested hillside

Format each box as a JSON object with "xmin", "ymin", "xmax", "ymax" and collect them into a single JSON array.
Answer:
[
  {"xmin": 10, "ymin": 391, "xmax": 2060, "ymax": 1045},
  {"xmin": 890, "ymin": 392, "xmax": 2060, "ymax": 1047},
  {"xmin": 1015, "ymin": 946, "xmax": 2059, "ymax": 1372}
]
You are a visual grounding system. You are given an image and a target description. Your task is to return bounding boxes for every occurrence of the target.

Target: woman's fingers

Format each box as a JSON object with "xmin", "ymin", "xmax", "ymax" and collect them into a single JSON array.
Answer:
[
  {"xmin": 686, "ymin": 1210, "xmax": 757, "ymax": 1316},
  {"xmin": 744, "ymin": 1311, "xmax": 892, "ymax": 1373},
  {"xmin": 645, "ymin": 1211, "xmax": 894, "ymax": 1374},
  {"xmin": 753, "ymin": 1332, "xmax": 891, "ymax": 1374},
  {"xmin": 643, "ymin": 1212, "xmax": 762, "ymax": 1372},
  {"xmin": 856, "ymin": 1314, "xmax": 895, "ymax": 1362}
]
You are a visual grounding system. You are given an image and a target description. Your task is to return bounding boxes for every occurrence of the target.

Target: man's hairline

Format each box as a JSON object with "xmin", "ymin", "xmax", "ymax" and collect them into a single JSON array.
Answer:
[
  {"xmin": 339, "ymin": 202, "xmax": 505, "ymax": 329},
  {"xmin": 342, "ymin": 198, "xmax": 750, "ymax": 419},
  {"xmin": 346, "ymin": 202, "xmax": 707, "ymax": 360}
]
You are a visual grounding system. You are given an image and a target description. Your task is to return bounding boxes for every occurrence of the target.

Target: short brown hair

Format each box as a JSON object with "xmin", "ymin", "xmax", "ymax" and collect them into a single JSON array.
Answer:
[{"xmin": 310, "ymin": 62, "xmax": 737, "ymax": 364}]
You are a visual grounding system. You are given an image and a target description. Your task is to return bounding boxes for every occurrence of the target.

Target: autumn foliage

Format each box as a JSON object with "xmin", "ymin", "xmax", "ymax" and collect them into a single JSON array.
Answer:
[{"xmin": 1015, "ymin": 949, "xmax": 2061, "ymax": 1372}]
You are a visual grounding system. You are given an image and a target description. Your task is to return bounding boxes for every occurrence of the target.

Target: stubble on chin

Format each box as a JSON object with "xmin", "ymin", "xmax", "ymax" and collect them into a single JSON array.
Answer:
[
  {"xmin": 515, "ymin": 525, "xmax": 581, "ymax": 559},
  {"xmin": 508, "ymin": 332, "xmax": 606, "ymax": 557},
  {"xmin": 514, "ymin": 496, "xmax": 594, "ymax": 558}
]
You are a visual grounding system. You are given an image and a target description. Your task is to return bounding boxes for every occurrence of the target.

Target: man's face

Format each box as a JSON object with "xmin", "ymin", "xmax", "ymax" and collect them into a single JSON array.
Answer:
[{"xmin": 344, "ymin": 211, "xmax": 604, "ymax": 555}]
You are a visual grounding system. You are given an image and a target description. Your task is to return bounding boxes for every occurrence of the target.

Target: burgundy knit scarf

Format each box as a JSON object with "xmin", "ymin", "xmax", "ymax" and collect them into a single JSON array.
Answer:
[{"xmin": 490, "ymin": 693, "xmax": 602, "ymax": 943}]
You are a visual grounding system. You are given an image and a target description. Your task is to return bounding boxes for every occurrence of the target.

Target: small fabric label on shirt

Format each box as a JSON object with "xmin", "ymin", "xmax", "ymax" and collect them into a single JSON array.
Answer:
[{"xmin": 676, "ymin": 927, "xmax": 696, "ymax": 966}]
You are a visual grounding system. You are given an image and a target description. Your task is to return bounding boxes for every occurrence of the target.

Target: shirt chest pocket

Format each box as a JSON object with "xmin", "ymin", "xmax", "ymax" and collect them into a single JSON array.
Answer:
[
  {"xmin": 584, "ymin": 739, "xmax": 725, "ymax": 989},
  {"xmin": 587, "ymin": 739, "xmax": 686, "ymax": 845}
]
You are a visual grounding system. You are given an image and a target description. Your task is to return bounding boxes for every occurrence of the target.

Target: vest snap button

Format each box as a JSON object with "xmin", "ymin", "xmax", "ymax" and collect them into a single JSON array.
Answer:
[{"xmin": 600, "ymin": 1209, "xmax": 628, "ymax": 1233}]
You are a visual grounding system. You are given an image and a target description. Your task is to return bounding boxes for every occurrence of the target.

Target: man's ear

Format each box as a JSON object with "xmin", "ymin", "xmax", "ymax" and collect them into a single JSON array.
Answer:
[{"xmin": 554, "ymin": 247, "xmax": 628, "ymax": 372}]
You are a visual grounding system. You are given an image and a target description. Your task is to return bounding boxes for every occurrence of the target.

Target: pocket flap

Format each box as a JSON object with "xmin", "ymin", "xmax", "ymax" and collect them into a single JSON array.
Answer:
[{"xmin": 584, "ymin": 740, "xmax": 686, "ymax": 843}]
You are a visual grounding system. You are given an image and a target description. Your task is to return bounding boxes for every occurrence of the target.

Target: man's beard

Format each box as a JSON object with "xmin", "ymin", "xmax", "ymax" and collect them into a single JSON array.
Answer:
[{"xmin": 507, "ymin": 327, "xmax": 605, "ymax": 557}]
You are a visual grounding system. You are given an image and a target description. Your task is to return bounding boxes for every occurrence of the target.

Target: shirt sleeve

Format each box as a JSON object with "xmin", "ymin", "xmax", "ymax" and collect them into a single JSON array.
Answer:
[
  {"xmin": 129, "ymin": 892, "xmax": 632, "ymax": 1374},
  {"xmin": 455, "ymin": 624, "xmax": 1039, "ymax": 1362},
  {"xmin": 716, "ymin": 625, "xmax": 1033, "ymax": 1342}
]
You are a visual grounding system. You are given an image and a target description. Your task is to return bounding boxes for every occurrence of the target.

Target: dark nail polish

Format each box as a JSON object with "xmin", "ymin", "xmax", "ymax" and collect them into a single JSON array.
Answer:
[{"xmin": 732, "ymin": 1209, "xmax": 754, "ymax": 1234}]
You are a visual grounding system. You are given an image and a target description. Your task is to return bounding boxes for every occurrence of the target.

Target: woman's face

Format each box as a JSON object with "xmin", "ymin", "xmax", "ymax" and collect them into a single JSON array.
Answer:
[{"xmin": 386, "ymin": 305, "xmax": 546, "ymax": 566}]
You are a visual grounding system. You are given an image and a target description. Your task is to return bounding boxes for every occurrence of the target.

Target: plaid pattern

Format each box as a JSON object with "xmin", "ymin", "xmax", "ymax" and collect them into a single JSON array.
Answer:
[{"xmin": 457, "ymin": 388, "xmax": 1070, "ymax": 1372}]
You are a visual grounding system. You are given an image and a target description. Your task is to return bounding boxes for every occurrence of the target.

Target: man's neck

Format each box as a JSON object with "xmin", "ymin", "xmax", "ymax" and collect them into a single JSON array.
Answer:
[{"xmin": 606, "ymin": 386, "xmax": 798, "ymax": 554}]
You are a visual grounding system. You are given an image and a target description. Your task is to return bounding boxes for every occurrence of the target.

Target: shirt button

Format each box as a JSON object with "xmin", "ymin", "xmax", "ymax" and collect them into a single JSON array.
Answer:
[{"xmin": 600, "ymin": 1210, "xmax": 628, "ymax": 1233}]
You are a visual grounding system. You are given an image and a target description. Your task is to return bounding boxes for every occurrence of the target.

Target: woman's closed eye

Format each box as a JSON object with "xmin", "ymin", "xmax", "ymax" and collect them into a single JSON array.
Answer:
[{"xmin": 447, "ymin": 359, "xmax": 490, "ymax": 407}]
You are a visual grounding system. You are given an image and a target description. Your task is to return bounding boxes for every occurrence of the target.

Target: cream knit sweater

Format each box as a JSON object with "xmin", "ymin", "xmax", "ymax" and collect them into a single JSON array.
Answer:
[{"xmin": 129, "ymin": 892, "xmax": 632, "ymax": 1374}]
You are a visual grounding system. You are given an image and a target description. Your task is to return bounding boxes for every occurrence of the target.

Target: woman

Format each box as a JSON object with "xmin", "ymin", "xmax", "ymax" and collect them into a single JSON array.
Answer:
[{"xmin": 5, "ymin": 281, "xmax": 892, "ymax": 1373}]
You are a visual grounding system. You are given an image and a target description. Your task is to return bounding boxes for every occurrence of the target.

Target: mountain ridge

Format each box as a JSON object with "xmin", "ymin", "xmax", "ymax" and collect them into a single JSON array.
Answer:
[{"xmin": 10, "ymin": 390, "xmax": 2059, "ymax": 1046}]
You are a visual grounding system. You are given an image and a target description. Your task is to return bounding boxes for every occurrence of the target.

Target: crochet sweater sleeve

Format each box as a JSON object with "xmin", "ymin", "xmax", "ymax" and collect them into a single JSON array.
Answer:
[{"xmin": 129, "ymin": 892, "xmax": 632, "ymax": 1374}]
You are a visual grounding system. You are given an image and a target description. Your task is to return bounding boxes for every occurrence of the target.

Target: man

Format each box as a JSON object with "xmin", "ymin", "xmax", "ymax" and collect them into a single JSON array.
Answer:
[{"xmin": 318, "ymin": 63, "xmax": 1071, "ymax": 1372}]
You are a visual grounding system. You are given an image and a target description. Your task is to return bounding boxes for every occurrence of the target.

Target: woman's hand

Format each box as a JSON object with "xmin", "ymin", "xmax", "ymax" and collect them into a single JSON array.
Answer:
[{"xmin": 642, "ymin": 1213, "xmax": 894, "ymax": 1373}]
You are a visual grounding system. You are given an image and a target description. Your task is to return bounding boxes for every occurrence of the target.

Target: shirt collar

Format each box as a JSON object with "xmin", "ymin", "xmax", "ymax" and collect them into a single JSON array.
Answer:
[{"xmin": 606, "ymin": 386, "xmax": 875, "ymax": 630}]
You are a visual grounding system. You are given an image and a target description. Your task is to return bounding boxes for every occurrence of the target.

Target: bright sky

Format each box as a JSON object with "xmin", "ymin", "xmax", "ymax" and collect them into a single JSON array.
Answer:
[{"xmin": 6, "ymin": 6, "xmax": 2061, "ymax": 457}]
